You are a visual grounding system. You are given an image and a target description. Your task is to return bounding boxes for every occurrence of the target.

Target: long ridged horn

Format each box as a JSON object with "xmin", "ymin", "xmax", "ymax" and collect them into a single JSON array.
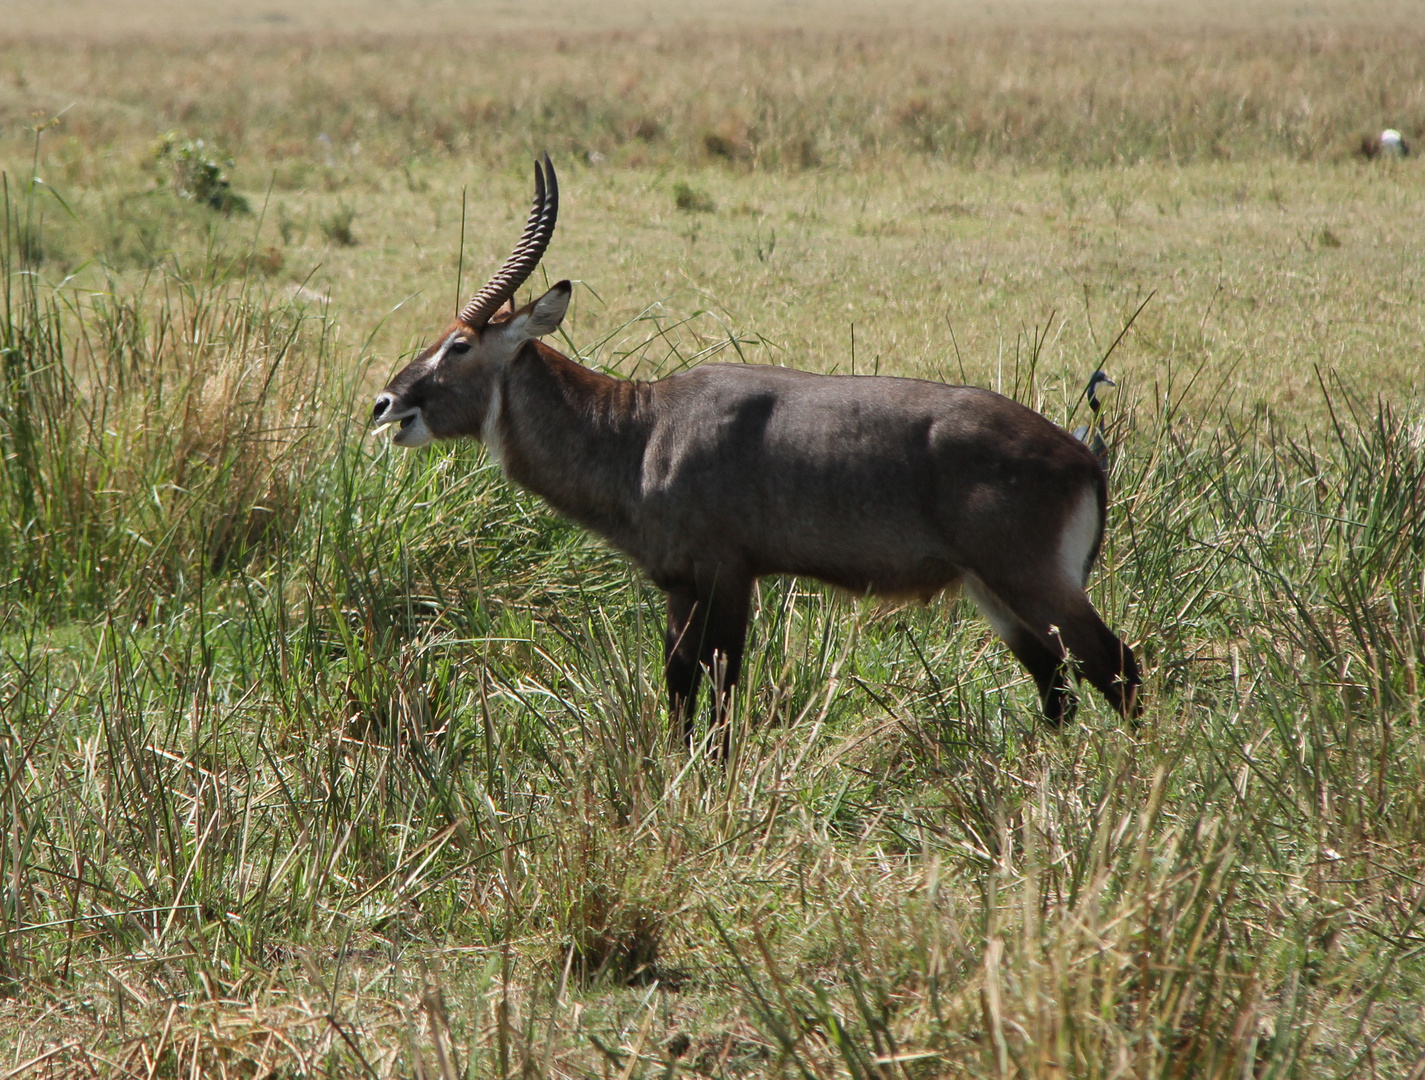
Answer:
[{"xmin": 458, "ymin": 154, "xmax": 559, "ymax": 328}]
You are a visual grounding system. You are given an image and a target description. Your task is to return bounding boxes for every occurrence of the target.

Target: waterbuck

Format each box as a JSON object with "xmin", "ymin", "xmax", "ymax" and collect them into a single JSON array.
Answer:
[{"xmin": 372, "ymin": 155, "xmax": 1143, "ymax": 738}]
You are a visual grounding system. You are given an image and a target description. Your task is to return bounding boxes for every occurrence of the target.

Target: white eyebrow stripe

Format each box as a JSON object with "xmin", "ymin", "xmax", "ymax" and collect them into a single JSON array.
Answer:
[{"xmin": 428, "ymin": 332, "xmax": 460, "ymax": 368}]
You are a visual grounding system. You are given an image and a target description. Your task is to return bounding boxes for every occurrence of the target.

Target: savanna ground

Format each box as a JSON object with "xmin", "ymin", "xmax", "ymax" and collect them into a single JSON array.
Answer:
[{"xmin": 1, "ymin": 1, "xmax": 1424, "ymax": 1075}]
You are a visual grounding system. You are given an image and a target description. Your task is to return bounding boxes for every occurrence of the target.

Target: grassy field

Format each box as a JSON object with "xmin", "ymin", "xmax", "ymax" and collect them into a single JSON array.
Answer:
[{"xmin": 1, "ymin": 4, "xmax": 1424, "ymax": 1077}]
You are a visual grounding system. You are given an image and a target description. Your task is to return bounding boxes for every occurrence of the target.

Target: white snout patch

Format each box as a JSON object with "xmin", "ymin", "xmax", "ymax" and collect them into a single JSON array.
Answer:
[
  {"xmin": 1059, "ymin": 488, "xmax": 1101, "ymax": 588},
  {"xmin": 387, "ymin": 408, "xmax": 434, "ymax": 448}
]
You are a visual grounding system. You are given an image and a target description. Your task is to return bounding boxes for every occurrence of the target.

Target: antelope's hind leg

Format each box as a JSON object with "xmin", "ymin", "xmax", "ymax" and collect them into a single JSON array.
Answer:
[
  {"xmin": 1062, "ymin": 602, "xmax": 1142, "ymax": 719},
  {"xmin": 964, "ymin": 578, "xmax": 1078, "ymax": 724},
  {"xmin": 970, "ymin": 576, "xmax": 1142, "ymax": 723},
  {"xmin": 1020, "ymin": 582, "xmax": 1142, "ymax": 720}
]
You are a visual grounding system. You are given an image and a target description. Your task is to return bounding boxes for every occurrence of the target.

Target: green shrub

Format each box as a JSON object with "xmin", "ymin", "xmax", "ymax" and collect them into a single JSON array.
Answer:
[
  {"xmin": 320, "ymin": 201, "xmax": 358, "ymax": 246},
  {"xmin": 672, "ymin": 181, "xmax": 714, "ymax": 212},
  {"xmin": 152, "ymin": 132, "xmax": 250, "ymax": 214}
]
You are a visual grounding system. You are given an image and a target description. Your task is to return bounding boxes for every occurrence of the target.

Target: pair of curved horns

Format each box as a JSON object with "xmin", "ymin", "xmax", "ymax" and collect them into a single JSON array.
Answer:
[{"xmin": 458, "ymin": 153, "xmax": 559, "ymax": 329}]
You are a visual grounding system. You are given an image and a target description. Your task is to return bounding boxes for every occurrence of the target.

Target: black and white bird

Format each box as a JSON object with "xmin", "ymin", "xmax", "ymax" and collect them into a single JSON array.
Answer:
[
  {"xmin": 1361, "ymin": 129, "xmax": 1410, "ymax": 159},
  {"xmin": 1073, "ymin": 369, "xmax": 1116, "ymax": 467}
]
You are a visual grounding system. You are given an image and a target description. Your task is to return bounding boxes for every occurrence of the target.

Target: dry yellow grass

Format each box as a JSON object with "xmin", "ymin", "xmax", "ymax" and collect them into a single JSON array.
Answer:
[
  {"xmin": 4, "ymin": 0, "xmax": 1425, "ymax": 36},
  {"xmin": 3, "ymin": 21, "xmax": 1424, "ymax": 421},
  {"xmin": 4, "ymin": 4, "xmax": 1423, "ymax": 418}
]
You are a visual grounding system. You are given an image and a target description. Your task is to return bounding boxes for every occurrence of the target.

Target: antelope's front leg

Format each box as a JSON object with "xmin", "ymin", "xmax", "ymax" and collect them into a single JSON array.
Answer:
[
  {"xmin": 691, "ymin": 572, "xmax": 753, "ymax": 757},
  {"xmin": 664, "ymin": 576, "xmax": 754, "ymax": 753},
  {"xmin": 664, "ymin": 587, "xmax": 704, "ymax": 746},
  {"xmin": 699, "ymin": 586, "xmax": 751, "ymax": 723}
]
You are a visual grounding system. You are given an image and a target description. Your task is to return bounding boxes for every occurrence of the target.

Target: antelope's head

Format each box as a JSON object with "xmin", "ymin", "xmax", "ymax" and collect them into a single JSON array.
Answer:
[{"xmin": 372, "ymin": 154, "xmax": 571, "ymax": 448}]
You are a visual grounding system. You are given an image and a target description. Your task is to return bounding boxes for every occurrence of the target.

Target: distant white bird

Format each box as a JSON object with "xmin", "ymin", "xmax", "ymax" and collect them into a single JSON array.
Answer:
[
  {"xmin": 1073, "ymin": 369, "xmax": 1115, "ymax": 467},
  {"xmin": 1362, "ymin": 128, "xmax": 1410, "ymax": 159}
]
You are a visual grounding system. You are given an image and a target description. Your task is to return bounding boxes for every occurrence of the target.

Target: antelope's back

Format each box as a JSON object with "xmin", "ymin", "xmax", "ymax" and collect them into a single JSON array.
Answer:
[{"xmin": 637, "ymin": 365, "xmax": 1101, "ymax": 590}]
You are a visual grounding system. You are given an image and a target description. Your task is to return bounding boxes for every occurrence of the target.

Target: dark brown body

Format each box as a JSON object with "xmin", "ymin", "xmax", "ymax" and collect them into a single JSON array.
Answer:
[
  {"xmin": 504, "ymin": 344, "xmax": 1092, "ymax": 599},
  {"xmin": 382, "ymin": 326, "xmax": 1142, "ymax": 736}
]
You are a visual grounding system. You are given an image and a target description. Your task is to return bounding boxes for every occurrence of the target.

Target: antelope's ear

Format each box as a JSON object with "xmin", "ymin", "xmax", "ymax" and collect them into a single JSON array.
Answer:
[{"xmin": 520, "ymin": 280, "xmax": 572, "ymax": 337}]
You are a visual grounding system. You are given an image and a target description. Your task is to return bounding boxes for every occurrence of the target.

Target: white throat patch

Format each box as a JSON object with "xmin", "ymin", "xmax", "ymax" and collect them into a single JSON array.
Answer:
[{"xmin": 483, "ymin": 383, "xmax": 506, "ymax": 468}]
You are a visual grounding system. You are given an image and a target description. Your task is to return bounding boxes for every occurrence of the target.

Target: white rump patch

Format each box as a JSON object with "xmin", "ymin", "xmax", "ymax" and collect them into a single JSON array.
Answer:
[
  {"xmin": 1059, "ymin": 488, "xmax": 1100, "ymax": 588},
  {"xmin": 482, "ymin": 383, "xmax": 505, "ymax": 467}
]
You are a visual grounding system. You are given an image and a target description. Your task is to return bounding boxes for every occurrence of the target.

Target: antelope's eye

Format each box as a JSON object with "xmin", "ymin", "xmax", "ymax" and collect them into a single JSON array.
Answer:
[{"xmin": 449, "ymin": 339, "xmax": 471, "ymax": 355}]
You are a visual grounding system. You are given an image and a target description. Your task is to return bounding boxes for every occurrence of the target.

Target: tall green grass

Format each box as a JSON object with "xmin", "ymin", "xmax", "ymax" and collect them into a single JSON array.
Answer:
[{"xmin": 1, "ymin": 146, "xmax": 1423, "ymax": 1075}]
